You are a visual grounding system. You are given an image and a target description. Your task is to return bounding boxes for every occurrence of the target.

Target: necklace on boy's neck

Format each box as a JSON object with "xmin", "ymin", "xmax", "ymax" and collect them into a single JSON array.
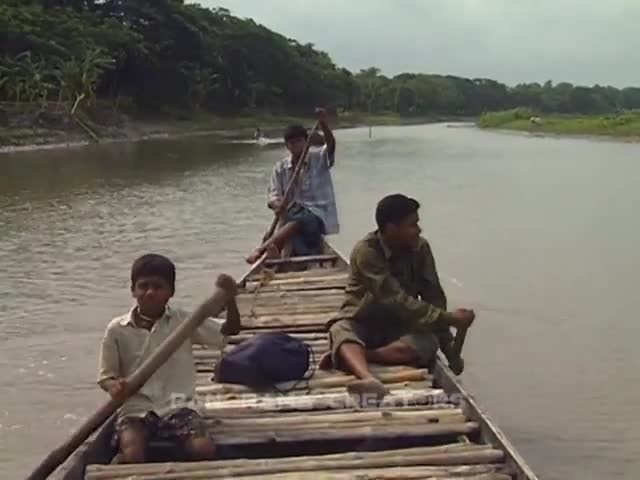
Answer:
[{"xmin": 134, "ymin": 306, "xmax": 167, "ymax": 329}]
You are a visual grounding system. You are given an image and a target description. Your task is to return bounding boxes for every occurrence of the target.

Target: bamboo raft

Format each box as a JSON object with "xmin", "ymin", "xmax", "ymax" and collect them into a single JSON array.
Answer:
[{"xmin": 61, "ymin": 244, "xmax": 538, "ymax": 480}]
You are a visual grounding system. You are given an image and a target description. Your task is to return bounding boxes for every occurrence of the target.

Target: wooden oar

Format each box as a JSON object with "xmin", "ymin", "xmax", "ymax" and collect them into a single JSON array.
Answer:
[
  {"xmin": 26, "ymin": 261, "xmax": 266, "ymax": 480},
  {"xmin": 441, "ymin": 322, "xmax": 471, "ymax": 376},
  {"xmin": 261, "ymin": 121, "xmax": 320, "ymax": 244},
  {"xmin": 448, "ymin": 327, "xmax": 468, "ymax": 375}
]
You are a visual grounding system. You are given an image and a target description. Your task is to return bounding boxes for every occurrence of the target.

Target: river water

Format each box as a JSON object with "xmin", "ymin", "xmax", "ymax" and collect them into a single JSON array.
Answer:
[{"xmin": 1, "ymin": 124, "xmax": 638, "ymax": 479}]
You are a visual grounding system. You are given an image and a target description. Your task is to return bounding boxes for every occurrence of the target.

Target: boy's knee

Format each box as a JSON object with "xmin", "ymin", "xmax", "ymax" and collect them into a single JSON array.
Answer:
[
  {"xmin": 184, "ymin": 436, "xmax": 216, "ymax": 460},
  {"xmin": 117, "ymin": 423, "xmax": 148, "ymax": 464},
  {"xmin": 119, "ymin": 441, "xmax": 147, "ymax": 464}
]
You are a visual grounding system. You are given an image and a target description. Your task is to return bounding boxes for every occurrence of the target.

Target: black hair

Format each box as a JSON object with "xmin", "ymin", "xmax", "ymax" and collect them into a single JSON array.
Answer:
[
  {"xmin": 375, "ymin": 194, "xmax": 420, "ymax": 232},
  {"xmin": 283, "ymin": 124, "xmax": 308, "ymax": 143},
  {"xmin": 130, "ymin": 253, "xmax": 176, "ymax": 294}
]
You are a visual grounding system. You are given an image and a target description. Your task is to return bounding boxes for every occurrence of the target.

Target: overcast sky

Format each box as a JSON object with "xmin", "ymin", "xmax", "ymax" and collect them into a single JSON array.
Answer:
[{"xmin": 202, "ymin": 0, "xmax": 639, "ymax": 88}]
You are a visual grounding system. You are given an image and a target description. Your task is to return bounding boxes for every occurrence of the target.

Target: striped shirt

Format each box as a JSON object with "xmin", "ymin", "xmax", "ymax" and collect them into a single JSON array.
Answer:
[{"xmin": 268, "ymin": 145, "xmax": 340, "ymax": 235}]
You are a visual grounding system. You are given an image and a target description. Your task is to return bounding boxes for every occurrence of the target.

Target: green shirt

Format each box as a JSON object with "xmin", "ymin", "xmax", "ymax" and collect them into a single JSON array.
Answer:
[{"xmin": 333, "ymin": 231, "xmax": 450, "ymax": 338}]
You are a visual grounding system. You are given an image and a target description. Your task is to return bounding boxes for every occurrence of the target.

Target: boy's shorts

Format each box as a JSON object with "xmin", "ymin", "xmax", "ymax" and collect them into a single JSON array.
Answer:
[
  {"xmin": 329, "ymin": 318, "xmax": 439, "ymax": 369},
  {"xmin": 284, "ymin": 203, "xmax": 326, "ymax": 256},
  {"xmin": 112, "ymin": 408, "xmax": 209, "ymax": 447}
]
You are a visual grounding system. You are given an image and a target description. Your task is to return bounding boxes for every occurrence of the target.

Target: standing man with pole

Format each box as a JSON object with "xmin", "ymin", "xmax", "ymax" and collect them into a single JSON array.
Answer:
[{"xmin": 246, "ymin": 108, "xmax": 340, "ymax": 263}]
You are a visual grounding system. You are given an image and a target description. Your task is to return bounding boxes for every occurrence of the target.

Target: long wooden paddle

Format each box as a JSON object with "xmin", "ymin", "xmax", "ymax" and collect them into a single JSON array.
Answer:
[
  {"xmin": 261, "ymin": 121, "xmax": 321, "ymax": 244},
  {"xmin": 26, "ymin": 260, "xmax": 267, "ymax": 480}
]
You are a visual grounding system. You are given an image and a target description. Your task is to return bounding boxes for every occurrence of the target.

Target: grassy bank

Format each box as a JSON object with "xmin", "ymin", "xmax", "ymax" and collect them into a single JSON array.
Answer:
[
  {"xmin": 478, "ymin": 108, "xmax": 640, "ymax": 139},
  {"xmin": 0, "ymin": 107, "xmax": 461, "ymax": 150}
]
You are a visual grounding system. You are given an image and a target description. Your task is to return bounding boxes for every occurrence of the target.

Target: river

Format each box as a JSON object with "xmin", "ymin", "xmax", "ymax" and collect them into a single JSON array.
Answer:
[{"xmin": 1, "ymin": 124, "xmax": 638, "ymax": 479}]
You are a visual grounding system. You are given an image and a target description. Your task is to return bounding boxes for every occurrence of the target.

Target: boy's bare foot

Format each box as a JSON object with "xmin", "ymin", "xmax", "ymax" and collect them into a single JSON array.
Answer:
[
  {"xmin": 318, "ymin": 352, "xmax": 333, "ymax": 370},
  {"xmin": 346, "ymin": 377, "xmax": 388, "ymax": 405}
]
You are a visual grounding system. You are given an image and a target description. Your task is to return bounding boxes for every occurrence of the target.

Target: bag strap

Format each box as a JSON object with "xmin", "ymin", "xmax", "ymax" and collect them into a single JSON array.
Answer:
[
  {"xmin": 271, "ymin": 341, "xmax": 316, "ymax": 395},
  {"xmin": 214, "ymin": 277, "xmax": 275, "ymax": 382}
]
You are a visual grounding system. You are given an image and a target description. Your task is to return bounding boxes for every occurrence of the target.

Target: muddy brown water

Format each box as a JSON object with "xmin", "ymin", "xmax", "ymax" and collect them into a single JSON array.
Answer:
[{"xmin": 1, "ymin": 124, "xmax": 638, "ymax": 479}]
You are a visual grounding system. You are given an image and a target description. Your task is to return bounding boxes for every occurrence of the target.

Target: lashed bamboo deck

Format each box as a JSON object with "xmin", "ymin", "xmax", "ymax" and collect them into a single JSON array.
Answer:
[{"xmin": 75, "ymin": 249, "xmax": 536, "ymax": 480}]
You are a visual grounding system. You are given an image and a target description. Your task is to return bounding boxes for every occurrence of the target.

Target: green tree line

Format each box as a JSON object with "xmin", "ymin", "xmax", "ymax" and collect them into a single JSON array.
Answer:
[{"xmin": 2, "ymin": 0, "xmax": 640, "ymax": 117}]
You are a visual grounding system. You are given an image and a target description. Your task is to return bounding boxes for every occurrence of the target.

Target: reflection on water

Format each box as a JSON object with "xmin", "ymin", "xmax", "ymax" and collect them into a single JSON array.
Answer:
[{"xmin": 1, "ymin": 125, "xmax": 639, "ymax": 479}]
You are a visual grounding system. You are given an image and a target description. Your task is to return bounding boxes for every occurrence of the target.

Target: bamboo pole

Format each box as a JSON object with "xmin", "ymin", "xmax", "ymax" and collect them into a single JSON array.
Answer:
[
  {"xmin": 239, "ymin": 324, "xmax": 324, "ymax": 333},
  {"xmin": 208, "ymin": 407, "xmax": 464, "ymax": 426},
  {"xmin": 207, "ymin": 408, "xmax": 466, "ymax": 430},
  {"xmin": 214, "ymin": 421, "xmax": 479, "ymax": 445},
  {"xmin": 241, "ymin": 307, "xmax": 338, "ymax": 318},
  {"xmin": 213, "ymin": 402, "xmax": 457, "ymax": 420},
  {"xmin": 86, "ymin": 449, "xmax": 501, "ymax": 480},
  {"xmin": 195, "ymin": 368, "xmax": 430, "ymax": 395},
  {"xmin": 239, "ymin": 312, "xmax": 335, "ymax": 328},
  {"xmin": 240, "ymin": 301, "xmax": 343, "ymax": 317},
  {"xmin": 198, "ymin": 381, "xmax": 433, "ymax": 402},
  {"xmin": 249, "ymin": 272, "xmax": 347, "ymax": 284},
  {"xmin": 246, "ymin": 267, "xmax": 344, "ymax": 281},
  {"xmin": 265, "ymin": 253, "xmax": 338, "ymax": 267},
  {"xmin": 226, "ymin": 332, "xmax": 328, "ymax": 343},
  {"xmin": 173, "ymin": 472, "xmax": 509, "ymax": 480},
  {"xmin": 203, "ymin": 388, "xmax": 447, "ymax": 414},
  {"xmin": 87, "ymin": 467, "xmax": 508, "ymax": 480},
  {"xmin": 245, "ymin": 273, "xmax": 347, "ymax": 288},
  {"xmin": 237, "ymin": 288, "xmax": 345, "ymax": 301},
  {"xmin": 244, "ymin": 281, "xmax": 348, "ymax": 293},
  {"xmin": 85, "ymin": 443, "xmax": 496, "ymax": 478},
  {"xmin": 193, "ymin": 339, "xmax": 328, "ymax": 358}
]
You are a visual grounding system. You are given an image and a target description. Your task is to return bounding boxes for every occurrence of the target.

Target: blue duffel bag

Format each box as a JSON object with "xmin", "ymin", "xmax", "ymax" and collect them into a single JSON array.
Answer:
[{"xmin": 214, "ymin": 332, "xmax": 314, "ymax": 392}]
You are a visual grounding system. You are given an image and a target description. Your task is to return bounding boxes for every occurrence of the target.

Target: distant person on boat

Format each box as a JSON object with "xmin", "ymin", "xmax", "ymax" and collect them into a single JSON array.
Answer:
[
  {"xmin": 309, "ymin": 129, "xmax": 326, "ymax": 147},
  {"xmin": 245, "ymin": 107, "xmax": 339, "ymax": 263},
  {"xmin": 321, "ymin": 194, "xmax": 475, "ymax": 400},
  {"xmin": 97, "ymin": 254, "xmax": 241, "ymax": 463},
  {"xmin": 254, "ymin": 127, "xmax": 262, "ymax": 140}
]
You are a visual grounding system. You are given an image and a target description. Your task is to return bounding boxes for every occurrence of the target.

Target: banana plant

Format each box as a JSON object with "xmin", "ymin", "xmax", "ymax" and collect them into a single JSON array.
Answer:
[{"xmin": 54, "ymin": 47, "xmax": 114, "ymax": 109}]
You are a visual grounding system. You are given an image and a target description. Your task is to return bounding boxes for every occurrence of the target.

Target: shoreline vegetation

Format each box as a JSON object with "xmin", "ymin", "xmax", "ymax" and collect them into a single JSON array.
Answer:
[
  {"xmin": 478, "ymin": 108, "xmax": 640, "ymax": 140},
  {"xmin": 2, "ymin": 2, "xmax": 640, "ymax": 151},
  {"xmin": 0, "ymin": 108, "xmax": 467, "ymax": 153}
]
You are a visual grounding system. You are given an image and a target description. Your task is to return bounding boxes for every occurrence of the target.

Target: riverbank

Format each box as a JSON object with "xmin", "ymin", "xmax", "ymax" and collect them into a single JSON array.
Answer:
[
  {"xmin": 0, "ymin": 108, "xmax": 463, "ymax": 153},
  {"xmin": 477, "ymin": 108, "xmax": 640, "ymax": 140}
]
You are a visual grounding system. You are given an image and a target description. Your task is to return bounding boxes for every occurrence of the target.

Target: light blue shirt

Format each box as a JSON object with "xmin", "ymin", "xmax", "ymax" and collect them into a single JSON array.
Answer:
[{"xmin": 268, "ymin": 145, "xmax": 340, "ymax": 235}]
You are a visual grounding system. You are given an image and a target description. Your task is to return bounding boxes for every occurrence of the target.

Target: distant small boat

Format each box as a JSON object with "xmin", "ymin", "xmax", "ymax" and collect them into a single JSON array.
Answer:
[
  {"xmin": 255, "ymin": 136, "xmax": 280, "ymax": 146},
  {"xmin": 226, "ymin": 137, "xmax": 281, "ymax": 146}
]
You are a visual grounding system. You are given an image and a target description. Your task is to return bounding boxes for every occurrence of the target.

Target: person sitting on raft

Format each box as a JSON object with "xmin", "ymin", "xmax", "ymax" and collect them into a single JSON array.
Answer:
[
  {"xmin": 246, "ymin": 107, "xmax": 339, "ymax": 263},
  {"xmin": 320, "ymin": 194, "xmax": 476, "ymax": 400},
  {"xmin": 98, "ymin": 254, "xmax": 240, "ymax": 463}
]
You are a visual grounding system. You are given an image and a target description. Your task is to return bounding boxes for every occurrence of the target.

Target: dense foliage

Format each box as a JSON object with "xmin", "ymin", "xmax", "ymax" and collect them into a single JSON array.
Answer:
[{"xmin": 2, "ymin": 0, "xmax": 640, "ymax": 117}]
